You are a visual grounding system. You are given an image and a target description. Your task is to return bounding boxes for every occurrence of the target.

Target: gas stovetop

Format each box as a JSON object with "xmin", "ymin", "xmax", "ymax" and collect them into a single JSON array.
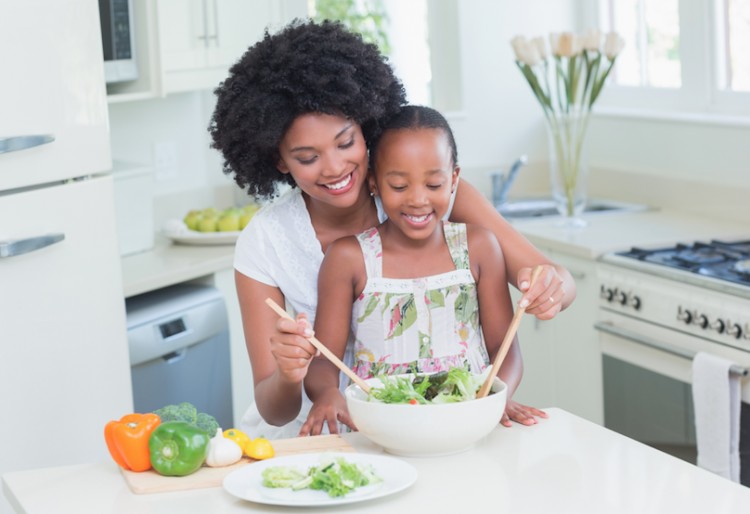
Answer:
[
  {"xmin": 612, "ymin": 239, "xmax": 750, "ymax": 288},
  {"xmin": 599, "ymin": 239, "xmax": 750, "ymax": 301}
]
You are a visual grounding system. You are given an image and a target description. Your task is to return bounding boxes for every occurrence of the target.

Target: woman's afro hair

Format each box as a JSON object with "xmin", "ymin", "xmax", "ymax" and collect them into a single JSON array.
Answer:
[{"xmin": 209, "ymin": 19, "xmax": 407, "ymax": 199}]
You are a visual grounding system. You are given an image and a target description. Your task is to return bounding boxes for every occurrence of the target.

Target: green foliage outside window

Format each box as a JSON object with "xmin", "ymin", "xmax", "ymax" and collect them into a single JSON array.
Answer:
[{"xmin": 312, "ymin": 0, "xmax": 391, "ymax": 55}]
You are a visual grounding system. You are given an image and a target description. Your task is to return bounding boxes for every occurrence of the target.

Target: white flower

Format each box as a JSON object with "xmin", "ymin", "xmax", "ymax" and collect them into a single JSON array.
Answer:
[
  {"xmin": 510, "ymin": 35, "xmax": 543, "ymax": 66},
  {"xmin": 531, "ymin": 36, "xmax": 548, "ymax": 60},
  {"xmin": 604, "ymin": 31, "xmax": 625, "ymax": 59},
  {"xmin": 581, "ymin": 29, "xmax": 602, "ymax": 52},
  {"xmin": 552, "ymin": 32, "xmax": 581, "ymax": 58},
  {"xmin": 510, "ymin": 35, "xmax": 528, "ymax": 61}
]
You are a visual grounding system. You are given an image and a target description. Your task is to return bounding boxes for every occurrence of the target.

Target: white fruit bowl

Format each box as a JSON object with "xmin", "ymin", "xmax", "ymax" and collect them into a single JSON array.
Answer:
[{"xmin": 345, "ymin": 374, "xmax": 507, "ymax": 457}]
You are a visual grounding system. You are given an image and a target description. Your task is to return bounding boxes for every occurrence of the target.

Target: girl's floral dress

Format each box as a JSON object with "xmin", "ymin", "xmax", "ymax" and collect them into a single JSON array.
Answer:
[{"xmin": 351, "ymin": 222, "xmax": 490, "ymax": 379}]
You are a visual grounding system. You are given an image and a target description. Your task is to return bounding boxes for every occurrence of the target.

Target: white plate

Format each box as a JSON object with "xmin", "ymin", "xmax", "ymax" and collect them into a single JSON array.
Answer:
[
  {"xmin": 162, "ymin": 219, "xmax": 240, "ymax": 246},
  {"xmin": 222, "ymin": 452, "xmax": 417, "ymax": 507}
]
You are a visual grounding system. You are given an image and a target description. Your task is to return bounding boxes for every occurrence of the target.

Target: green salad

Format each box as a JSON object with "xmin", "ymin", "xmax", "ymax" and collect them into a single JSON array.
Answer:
[
  {"xmin": 261, "ymin": 456, "xmax": 382, "ymax": 498},
  {"xmin": 368, "ymin": 366, "xmax": 488, "ymax": 405}
]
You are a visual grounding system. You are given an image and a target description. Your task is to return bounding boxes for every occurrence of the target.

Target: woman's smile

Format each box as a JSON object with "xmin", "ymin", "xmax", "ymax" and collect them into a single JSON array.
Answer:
[{"xmin": 321, "ymin": 172, "xmax": 354, "ymax": 193}]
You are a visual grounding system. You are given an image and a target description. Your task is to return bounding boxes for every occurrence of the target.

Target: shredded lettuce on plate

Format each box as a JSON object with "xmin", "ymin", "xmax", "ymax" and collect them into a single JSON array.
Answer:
[
  {"xmin": 368, "ymin": 366, "xmax": 489, "ymax": 404},
  {"xmin": 261, "ymin": 456, "xmax": 382, "ymax": 498}
]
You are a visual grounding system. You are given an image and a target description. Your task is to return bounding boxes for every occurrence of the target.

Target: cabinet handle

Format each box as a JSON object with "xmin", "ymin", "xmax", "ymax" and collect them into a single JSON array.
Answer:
[
  {"xmin": 209, "ymin": 0, "xmax": 219, "ymax": 45},
  {"xmin": 0, "ymin": 134, "xmax": 55, "ymax": 155},
  {"xmin": 0, "ymin": 233, "xmax": 65, "ymax": 258}
]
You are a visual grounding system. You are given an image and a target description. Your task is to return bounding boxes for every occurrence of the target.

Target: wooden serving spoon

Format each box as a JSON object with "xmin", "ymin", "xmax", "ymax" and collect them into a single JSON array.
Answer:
[
  {"xmin": 264, "ymin": 298, "xmax": 371, "ymax": 394},
  {"xmin": 477, "ymin": 266, "xmax": 545, "ymax": 399}
]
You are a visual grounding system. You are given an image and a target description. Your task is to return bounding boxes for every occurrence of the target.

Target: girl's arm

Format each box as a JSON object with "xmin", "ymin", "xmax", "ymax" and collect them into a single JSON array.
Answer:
[
  {"xmin": 468, "ymin": 225, "xmax": 547, "ymax": 427},
  {"xmin": 301, "ymin": 237, "xmax": 362, "ymax": 435},
  {"xmin": 235, "ymin": 271, "xmax": 318, "ymax": 426},
  {"xmin": 450, "ymin": 179, "xmax": 576, "ymax": 319}
]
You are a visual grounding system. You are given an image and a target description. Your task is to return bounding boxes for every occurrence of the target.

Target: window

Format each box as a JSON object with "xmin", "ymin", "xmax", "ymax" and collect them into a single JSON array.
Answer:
[
  {"xmin": 309, "ymin": 0, "xmax": 462, "ymax": 112},
  {"xmin": 592, "ymin": 0, "xmax": 750, "ymax": 119}
]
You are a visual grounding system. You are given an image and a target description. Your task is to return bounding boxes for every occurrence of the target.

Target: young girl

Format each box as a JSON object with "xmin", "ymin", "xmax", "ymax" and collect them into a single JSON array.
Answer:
[
  {"xmin": 210, "ymin": 20, "xmax": 573, "ymax": 439},
  {"xmin": 303, "ymin": 106, "xmax": 521, "ymax": 435}
]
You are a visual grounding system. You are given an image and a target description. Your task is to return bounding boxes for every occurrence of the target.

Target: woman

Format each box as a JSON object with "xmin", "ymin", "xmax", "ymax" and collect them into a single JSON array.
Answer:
[{"xmin": 209, "ymin": 19, "xmax": 575, "ymax": 438}]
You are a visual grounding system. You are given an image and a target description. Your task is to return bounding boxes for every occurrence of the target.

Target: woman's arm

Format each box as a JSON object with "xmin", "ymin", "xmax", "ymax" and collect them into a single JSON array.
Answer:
[
  {"xmin": 235, "ymin": 271, "xmax": 318, "ymax": 426},
  {"xmin": 450, "ymin": 179, "xmax": 576, "ymax": 319},
  {"xmin": 301, "ymin": 238, "xmax": 362, "ymax": 435}
]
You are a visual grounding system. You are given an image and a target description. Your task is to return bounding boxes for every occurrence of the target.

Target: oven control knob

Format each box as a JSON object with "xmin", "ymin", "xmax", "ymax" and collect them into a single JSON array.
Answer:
[
  {"xmin": 696, "ymin": 314, "xmax": 709, "ymax": 329},
  {"xmin": 630, "ymin": 296, "xmax": 642, "ymax": 310},
  {"xmin": 726, "ymin": 323, "xmax": 742, "ymax": 339},
  {"xmin": 600, "ymin": 286, "xmax": 616, "ymax": 302},
  {"xmin": 677, "ymin": 307, "xmax": 692, "ymax": 324},
  {"xmin": 618, "ymin": 291, "xmax": 628, "ymax": 305},
  {"xmin": 711, "ymin": 319, "xmax": 726, "ymax": 334}
]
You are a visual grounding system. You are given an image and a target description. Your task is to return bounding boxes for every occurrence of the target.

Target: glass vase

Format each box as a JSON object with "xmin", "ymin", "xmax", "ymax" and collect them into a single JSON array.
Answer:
[{"xmin": 544, "ymin": 112, "xmax": 590, "ymax": 228}]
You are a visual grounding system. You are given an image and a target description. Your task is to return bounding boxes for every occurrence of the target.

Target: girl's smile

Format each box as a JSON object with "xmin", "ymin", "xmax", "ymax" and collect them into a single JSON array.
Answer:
[{"xmin": 370, "ymin": 127, "xmax": 458, "ymax": 244}]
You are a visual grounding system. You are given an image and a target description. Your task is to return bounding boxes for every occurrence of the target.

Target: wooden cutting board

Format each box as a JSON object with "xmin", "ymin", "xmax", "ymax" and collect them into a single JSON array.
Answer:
[{"xmin": 121, "ymin": 434, "xmax": 355, "ymax": 494}]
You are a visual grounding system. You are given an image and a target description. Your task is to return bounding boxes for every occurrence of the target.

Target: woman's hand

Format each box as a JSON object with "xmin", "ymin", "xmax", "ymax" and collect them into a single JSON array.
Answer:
[
  {"xmin": 517, "ymin": 264, "xmax": 567, "ymax": 320},
  {"xmin": 500, "ymin": 400, "xmax": 548, "ymax": 427},
  {"xmin": 299, "ymin": 388, "xmax": 356, "ymax": 436},
  {"xmin": 269, "ymin": 313, "xmax": 319, "ymax": 385}
]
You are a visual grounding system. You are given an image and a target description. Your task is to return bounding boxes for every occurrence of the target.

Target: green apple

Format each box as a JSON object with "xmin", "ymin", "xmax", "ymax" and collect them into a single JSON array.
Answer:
[
  {"xmin": 183, "ymin": 210, "xmax": 203, "ymax": 231},
  {"xmin": 218, "ymin": 212, "xmax": 240, "ymax": 232},
  {"xmin": 198, "ymin": 216, "xmax": 219, "ymax": 232}
]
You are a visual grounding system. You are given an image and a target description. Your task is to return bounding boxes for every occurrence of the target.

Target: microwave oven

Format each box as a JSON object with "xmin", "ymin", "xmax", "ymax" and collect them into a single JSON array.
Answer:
[{"xmin": 98, "ymin": 0, "xmax": 138, "ymax": 83}]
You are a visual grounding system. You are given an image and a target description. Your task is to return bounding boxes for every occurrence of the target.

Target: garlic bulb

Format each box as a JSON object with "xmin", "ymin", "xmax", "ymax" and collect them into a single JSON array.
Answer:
[{"xmin": 205, "ymin": 428, "xmax": 243, "ymax": 467}]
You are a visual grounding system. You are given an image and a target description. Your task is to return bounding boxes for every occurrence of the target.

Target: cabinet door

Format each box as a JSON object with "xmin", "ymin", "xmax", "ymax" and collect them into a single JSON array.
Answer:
[
  {"xmin": 211, "ymin": 0, "xmax": 273, "ymax": 67},
  {"xmin": 156, "ymin": 0, "xmax": 208, "ymax": 72},
  {"xmin": 156, "ymin": 0, "xmax": 275, "ymax": 93},
  {"xmin": 511, "ymin": 251, "xmax": 603, "ymax": 425},
  {"xmin": 546, "ymin": 252, "xmax": 603, "ymax": 424},
  {"xmin": 0, "ymin": 0, "xmax": 110, "ymax": 190}
]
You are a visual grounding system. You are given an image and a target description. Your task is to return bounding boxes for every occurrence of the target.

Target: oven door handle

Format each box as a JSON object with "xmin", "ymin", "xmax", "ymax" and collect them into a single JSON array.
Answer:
[{"xmin": 594, "ymin": 321, "xmax": 749, "ymax": 377}]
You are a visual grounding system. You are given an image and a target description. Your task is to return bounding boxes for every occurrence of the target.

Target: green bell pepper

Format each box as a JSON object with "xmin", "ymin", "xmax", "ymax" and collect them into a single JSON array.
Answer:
[{"xmin": 148, "ymin": 421, "xmax": 210, "ymax": 476}]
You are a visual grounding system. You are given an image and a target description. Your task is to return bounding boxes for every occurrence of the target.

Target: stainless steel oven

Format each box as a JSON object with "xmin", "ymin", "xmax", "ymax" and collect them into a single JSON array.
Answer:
[{"xmin": 595, "ymin": 240, "xmax": 750, "ymax": 485}]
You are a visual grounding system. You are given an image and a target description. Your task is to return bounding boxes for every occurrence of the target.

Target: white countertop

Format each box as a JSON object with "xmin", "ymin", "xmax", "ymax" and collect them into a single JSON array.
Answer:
[
  {"xmin": 4, "ymin": 408, "xmax": 749, "ymax": 514},
  {"xmin": 120, "ymin": 236, "xmax": 234, "ymax": 297},
  {"xmin": 510, "ymin": 208, "xmax": 750, "ymax": 259}
]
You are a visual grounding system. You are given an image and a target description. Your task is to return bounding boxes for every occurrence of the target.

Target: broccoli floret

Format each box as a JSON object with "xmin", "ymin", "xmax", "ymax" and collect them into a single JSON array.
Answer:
[
  {"xmin": 153, "ymin": 402, "xmax": 198, "ymax": 425},
  {"xmin": 195, "ymin": 411, "xmax": 219, "ymax": 435},
  {"xmin": 152, "ymin": 402, "xmax": 219, "ymax": 435}
]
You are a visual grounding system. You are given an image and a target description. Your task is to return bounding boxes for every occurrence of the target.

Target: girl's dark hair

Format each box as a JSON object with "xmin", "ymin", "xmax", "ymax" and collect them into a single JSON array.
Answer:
[
  {"xmin": 209, "ymin": 19, "xmax": 406, "ymax": 199},
  {"xmin": 369, "ymin": 105, "xmax": 458, "ymax": 171}
]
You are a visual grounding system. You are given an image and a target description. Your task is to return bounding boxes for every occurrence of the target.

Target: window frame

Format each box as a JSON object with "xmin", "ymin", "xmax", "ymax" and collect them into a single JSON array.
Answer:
[{"xmin": 582, "ymin": 0, "xmax": 750, "ymax": 124}]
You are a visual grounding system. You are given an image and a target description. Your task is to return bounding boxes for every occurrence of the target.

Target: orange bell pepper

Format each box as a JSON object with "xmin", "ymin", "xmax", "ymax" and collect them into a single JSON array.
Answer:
[{"xmin": 104, "ymin": 413, "xmax": 161, "ymax": 472}]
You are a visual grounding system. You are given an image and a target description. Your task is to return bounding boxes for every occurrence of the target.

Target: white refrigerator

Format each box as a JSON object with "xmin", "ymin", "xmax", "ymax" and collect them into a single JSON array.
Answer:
[{"xmin": 0, "ymin": 1, "xmax": 133, "ymax": 512}]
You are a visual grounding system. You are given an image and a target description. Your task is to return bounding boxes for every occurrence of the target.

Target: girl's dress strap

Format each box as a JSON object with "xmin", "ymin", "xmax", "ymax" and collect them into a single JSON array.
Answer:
[
  {"xmin": 355, "ymin": 227, "xmax": 383, "ymax": 278},
  {"xmin": 443, "ymin": 221, "xmax": 470, "ymax": 270}
]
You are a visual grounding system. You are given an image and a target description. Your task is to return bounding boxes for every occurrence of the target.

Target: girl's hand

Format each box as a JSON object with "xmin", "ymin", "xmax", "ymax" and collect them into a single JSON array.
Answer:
[
  {"xmin": 269, "ymin": 313, "xmax": 318, "ymax": 385},
  {"xmin": 517, "ymin": 264, "xmax": 566, "ymax": 320},
  {"xmin": 299, "ymin": 388, "xmax": 356, "ymax": 436},
  {"xmin": 500, "ymin": 400, "xmax": 548, "ymax": 427}
]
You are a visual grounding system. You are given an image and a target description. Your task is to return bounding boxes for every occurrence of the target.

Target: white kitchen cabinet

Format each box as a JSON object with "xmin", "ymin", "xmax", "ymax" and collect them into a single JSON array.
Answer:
[
  {"xmin": 512, "ymin": 250, "xmax": 604, "ymax": 425},
  {"xmin": 107, "ymin": 0, "xmax": 297, "ymax": 101},
  {"xmin": 156, "ymin": 0, "xmax": 273, "ymax": 93},
  {"xmin": 211, "ymin": 268, "xmax": 254, "ymax": 427}
]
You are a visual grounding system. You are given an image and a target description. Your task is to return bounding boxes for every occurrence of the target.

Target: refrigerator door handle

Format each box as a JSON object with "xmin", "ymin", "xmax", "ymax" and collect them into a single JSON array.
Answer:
[
  {"xmin": 0, "ymin": 233, "xmax": 65, "ymax": 258},
  {"xmin": 0, "ymin": 134, "xmax": 55, "ymax": 155}
]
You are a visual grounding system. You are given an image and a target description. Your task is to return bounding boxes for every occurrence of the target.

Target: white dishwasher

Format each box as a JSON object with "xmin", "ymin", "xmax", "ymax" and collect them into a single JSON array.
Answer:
[{"xmin": 125, "ymin": 284, "xmax": 234, "ymax": 430}]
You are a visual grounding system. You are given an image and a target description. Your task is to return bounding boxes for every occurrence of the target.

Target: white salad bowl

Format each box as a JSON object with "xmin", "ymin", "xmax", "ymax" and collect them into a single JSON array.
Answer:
[{"xmin": 345, "ymin": 374, "xmax": 507, "ymax": 457}]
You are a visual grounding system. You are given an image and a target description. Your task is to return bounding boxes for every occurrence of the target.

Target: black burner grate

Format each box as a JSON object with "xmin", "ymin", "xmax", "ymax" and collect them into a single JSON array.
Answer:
[{"xmin": 616, "ymin": 240, "xmax": 750, "ymax": 286}]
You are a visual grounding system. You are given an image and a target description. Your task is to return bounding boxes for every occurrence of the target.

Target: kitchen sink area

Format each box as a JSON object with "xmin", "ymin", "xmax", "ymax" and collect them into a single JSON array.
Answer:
[{"xmin": 496, "ymin": 197, "xmax": 651, "ymax": 220}]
